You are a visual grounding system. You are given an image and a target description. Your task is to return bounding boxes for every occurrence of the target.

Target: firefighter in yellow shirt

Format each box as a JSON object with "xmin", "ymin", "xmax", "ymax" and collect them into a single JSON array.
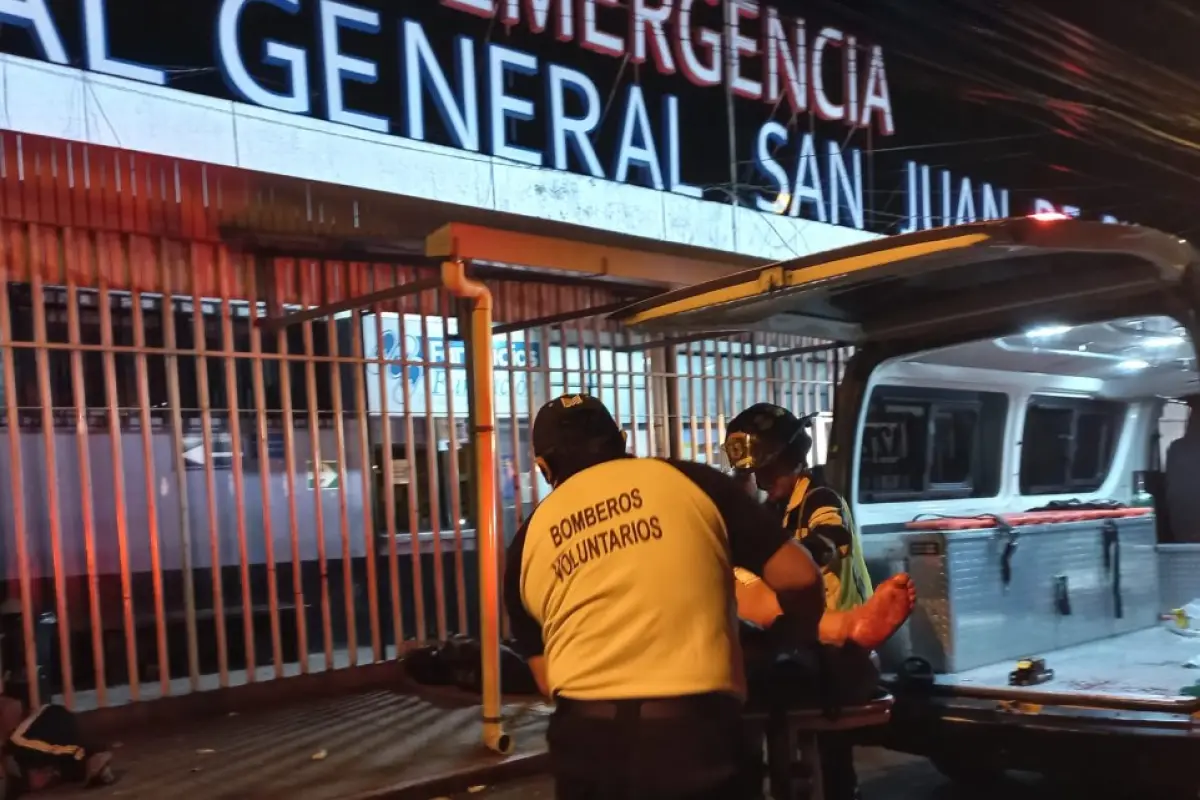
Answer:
[{"xmin": 504, "ymin": 394, "xmax": 830, "ymax": 798}]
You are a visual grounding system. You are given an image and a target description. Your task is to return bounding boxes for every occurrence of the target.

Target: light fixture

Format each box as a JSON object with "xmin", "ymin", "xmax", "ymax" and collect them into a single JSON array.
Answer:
[
  {"xmin": 1142, "ymin": 335, "xmax": 1185, "ymax": 348},
  {"xmin": 1118, "ymin": 359, "xmax": 1150, "ymax": 371},
  {"xmin": 1026, "ymin": 325, "xmax": 1072, "ymax": 339},
  {"xmin": 1029, "ymin": 212, "xmax": 1069, "ymax": 221}
]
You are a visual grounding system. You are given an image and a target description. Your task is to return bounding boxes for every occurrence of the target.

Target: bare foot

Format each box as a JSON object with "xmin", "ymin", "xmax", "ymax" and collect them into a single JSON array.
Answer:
[{"xmin": 847, "ymin": 574, "xmax": 917, "ymax": 650}]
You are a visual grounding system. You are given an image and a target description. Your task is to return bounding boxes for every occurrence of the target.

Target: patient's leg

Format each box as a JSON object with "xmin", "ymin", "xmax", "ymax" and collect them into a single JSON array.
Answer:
[
  {"xmin": 819, "ymin": 574, "xmax": 916, "ymax": 650},
  {"xmin": 737, "ymin": 573, "xmax": 916, "ymax": 649}
]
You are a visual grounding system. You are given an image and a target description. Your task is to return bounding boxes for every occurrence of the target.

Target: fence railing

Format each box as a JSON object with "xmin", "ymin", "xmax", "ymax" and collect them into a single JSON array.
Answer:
[{"xmin": 0, "ymin": 224, "xmax": 843, "ymax": 713}]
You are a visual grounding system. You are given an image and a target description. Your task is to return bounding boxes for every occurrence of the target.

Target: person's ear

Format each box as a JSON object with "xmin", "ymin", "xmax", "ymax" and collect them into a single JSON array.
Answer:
[{"xmin": 535, "ymin": 456, "xmax": 555, "ymax": 487}]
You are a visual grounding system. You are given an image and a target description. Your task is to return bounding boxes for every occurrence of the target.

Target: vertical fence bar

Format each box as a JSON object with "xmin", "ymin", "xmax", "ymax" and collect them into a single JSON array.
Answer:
[
  {"xmin": 715, "ymin": 340, "xmax": 728, "ymax": 431},
  {"xmin": 323, "ymin": 267, "xmax": 357, "ymax": 666},
  {"xmin": 571, "ymin": 288, "xmax": 588, "ymax": 396},
  {"xmin": 189, "ymin": 243, "xmax": 230, "ymax": 687},
  {"xmin": 599, "ymin": 319, "xmax": 615, "ymax": 431},
  {"xmin": 687, "ymin": 345, "xmax": 700, "ymax": 461},
  {"xmin": 700, "ymin": 343, "xmax": 713, "ymax": 464},
  {"xmin": 28, "ymin": 225, "xmax": 74, "ymax": 707},
  {"xmin": 739, "ymin": 338, "xmax": 752, "ymax": 419},
  {"xmin": 440, "ymin": 290, "xmax": 467, "ymax": 635},
  {"xmin": 649, "ymin": 338, "xmax": 659, "ymax": 458},
  {"xmin": 218, "ymin": 249, "xmax": 256, "ymax": 682},
  {"xmin": 654, "ymin": 343, "xmax": 667, "ymax": 458},
  {"xmin": 396, "ymin": 295, "xmax": 426, "ymax": 644},
  {"xmin": 0, "ymin": 223, "xmax": 41, "ymax": 708},
  {"xmin": 370, "ymin": 276, "xmax": 404, "ymax": 653},
  {"xmin": 526, "ymin": 284, "xmax": 545, "ymax": 506},
  {"xmin": 622, "ymin": 327, "xmax": 638, "ymax": 457},
  {"xmin": 63, "ymin": 228, "xmax": 106, "ymax": 705},
  {"xmin": 299, "ymin": 260, "xmax": 334, "ymax": 670},
  {"xmin": 768, "ymin": 335, "xmax": 779, "ymax": 407},
  {"xmin": 418, "ymin": 301, "xmax": 447, "ymax": 642},
  {"xmin": 246, "ymin": 260, "xmax": 284, "ymax": 678},
  {"xmin": 349, "ymin": 269, "xmax": 382, "ymax": 662},
  {"xmin": 159, "ymin": 237, "xmax": 200, "ymax": 690},
  {"xmin": 501, "ymin": 283, "xmax": 521, "ymax": 639},
  {"xmin": 271, "ymin": 258, "xmax": 309, "ymax": 674},
  {"xmin": 780, "ymin": 344, "xmax": 793, "ymax": 415},
  {"xmin": 502, "ymin": 283, "xmax": 522, "ymax": 509},
  {"xmin": 800, "ymin": 340, "xmax": 813, "ymax": 416},
  {"xmin": 126, "ymin": 240, "xmax": 168, "ymax": 697}
]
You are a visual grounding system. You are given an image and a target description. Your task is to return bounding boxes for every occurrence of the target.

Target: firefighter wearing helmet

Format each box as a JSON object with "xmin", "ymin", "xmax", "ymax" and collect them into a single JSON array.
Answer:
[
  {"xmin": 723, "ymin": 402, "xmax": 872, "ymax": 612},
  {"xmin": 724, "ymin": 402, "xmax": 878, "ymax": 800}
]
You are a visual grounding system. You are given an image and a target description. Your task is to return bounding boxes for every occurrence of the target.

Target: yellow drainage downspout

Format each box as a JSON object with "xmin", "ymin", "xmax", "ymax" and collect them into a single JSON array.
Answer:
[{"xmin": 440, "ymin": 260, "xmax": 513, "ymax": 756}]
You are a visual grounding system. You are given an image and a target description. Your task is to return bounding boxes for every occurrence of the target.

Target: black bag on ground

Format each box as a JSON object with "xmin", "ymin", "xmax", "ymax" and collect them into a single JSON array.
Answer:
[{"xmin": 404, "ymin": 635, "xmax": 540, "ymax": 696}]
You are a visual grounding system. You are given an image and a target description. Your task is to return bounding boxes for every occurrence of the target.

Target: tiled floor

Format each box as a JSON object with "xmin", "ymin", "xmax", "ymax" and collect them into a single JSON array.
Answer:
[{"xmin": 43, "ymin": 688, "xmax": 550, "ymax": 800}]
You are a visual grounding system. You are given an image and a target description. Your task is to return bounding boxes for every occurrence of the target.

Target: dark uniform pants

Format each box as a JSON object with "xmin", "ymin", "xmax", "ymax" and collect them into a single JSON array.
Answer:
[
  {"xmin": 547, "ymin": 694, "xmax": 759, "ymax": 800},
  {"xmin": 741, "ymin": 622, "xmax": 879, "ymax": 800}
]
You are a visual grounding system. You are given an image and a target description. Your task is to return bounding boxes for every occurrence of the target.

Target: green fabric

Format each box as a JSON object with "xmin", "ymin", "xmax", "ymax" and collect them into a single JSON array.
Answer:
[{"xmin": 832, "ymin": 494, "xmax": 874, "ymax": 612}]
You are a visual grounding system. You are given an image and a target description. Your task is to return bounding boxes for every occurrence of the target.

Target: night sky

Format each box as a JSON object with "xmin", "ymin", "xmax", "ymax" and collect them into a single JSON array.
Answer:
[
  {"xmin": 798, "ymin": 0, "xmax": 1200, "ymax": 236},
  {"xmin": 2, "ymin": 0, "xmax": 1197, "ymax": 239}
]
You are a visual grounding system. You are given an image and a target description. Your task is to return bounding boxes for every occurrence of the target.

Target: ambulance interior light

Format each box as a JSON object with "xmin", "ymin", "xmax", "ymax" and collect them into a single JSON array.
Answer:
[{"xmin": 1026, "ymin": 325, "xmax": 1073, "ymax": 339}]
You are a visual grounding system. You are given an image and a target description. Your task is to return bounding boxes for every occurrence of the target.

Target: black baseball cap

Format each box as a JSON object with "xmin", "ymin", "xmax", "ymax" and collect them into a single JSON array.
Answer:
[{"xmin": 532, "ymin": 394, "xmax": 623, "ymax": 458}]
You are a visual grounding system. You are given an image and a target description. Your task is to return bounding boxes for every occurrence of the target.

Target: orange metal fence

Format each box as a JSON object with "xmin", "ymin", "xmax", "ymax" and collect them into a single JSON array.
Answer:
[{"xmin": 0, "ymin": 132, "xmax": 845, "ymax": 712}]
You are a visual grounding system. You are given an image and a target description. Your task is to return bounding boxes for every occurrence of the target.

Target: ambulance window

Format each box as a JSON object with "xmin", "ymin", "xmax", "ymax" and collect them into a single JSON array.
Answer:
[
  {"xmin": 858, "ymin": 386, "xmax": 1006, "ymax": 503},
  {"xmin": 1019, "ymin": 397, "xmax": 1125, "ymax": 495},
  {"xmin": 930, "ymin": 406, "xmax": 979, "ymax": 486}
]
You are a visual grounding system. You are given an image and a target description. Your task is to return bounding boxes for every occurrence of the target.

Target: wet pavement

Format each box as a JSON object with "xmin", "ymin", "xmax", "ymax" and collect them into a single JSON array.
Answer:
[
  {"xmin": 438, "ymin": 747, "xmax": 1155, "ymax": 800},
  {"xmin": 42, "ymin": 688, "xmax": 551, "ymax": 800}
]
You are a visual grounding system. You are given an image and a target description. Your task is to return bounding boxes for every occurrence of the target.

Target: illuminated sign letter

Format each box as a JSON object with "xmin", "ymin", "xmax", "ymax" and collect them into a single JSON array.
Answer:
[
  {"xmin": 955, "ymin": 176, "xmax": 976, "ymax": 224},
  {"xmin": 630, "ymin": 0, "xmax": 674, "ymax": 73},
  {"xmin": 404, "ymin": 20, "xmax": 479, "ymax": 151},
  {"xmin": 788, "ymin": 133, "xmax": 825, "ymax": 221},
  {"xmin": 860, "ymin": 45, "xmax": 894, "ymax": 135},
  {"xmin": 442, "ymin": 0, "xmax": 495, "ymax": 18},
  {"xmin": 827, "ymin": 141, "xmax": 863, "ymax": 229},
  {"xmin": 675, "ymin": 0, "xmax": 721, "ymax": 87},
  {"xmin": 83, "ymin": 0, "xmax": 165, "ymax": 84},
  {"xmin": 613, "ymin": 85, "xmax": 663, "ymax": 189},
  {"xmin": 763, "ymin": 8, "xmax": 806, "ymax": 115},
  {"xmin": 581, "ymin": 0, "xmax": 625, "ymax": 57},
  {"xmin": 980, "ymin": 183, "xmax": 1009, "ymax": 220},
  {"xmin": 728, "ymin": 0, "xmax": 762, "ymax": 100},
  {"xmin": 502, "ymin": 0, "xmax": 574, "ymax": 40},
  {"xmin": 0, "ymin": 0, "xmax": 67, "ymax": 64},
  {"xmin": 488, "ymin": 45, "xmax": 542, "ymax": 166},
  {"xmin": 319, "ymin": 0, "xmax": 390, "ymax": 133},
  {"xmin": 664, "ymin": 95, "xmax": 700, "ymax": 197},
  {"xmin": 811, "ymin": 27, "xmax": 845, "ymax": 122},
  {"xmin": 844, "ymin": 35, "xmax": 859, "ymax": 126},
  {"xmin": 217, "ymin": 0, "xmax": 310, "ymax": 114},
  {"xmin": 548, "ymin": 64, "xmax": 604, "ymax": 176},
  {"xmin": 754, "ymin": 121, "xmax": 790, "ymax": 213}
]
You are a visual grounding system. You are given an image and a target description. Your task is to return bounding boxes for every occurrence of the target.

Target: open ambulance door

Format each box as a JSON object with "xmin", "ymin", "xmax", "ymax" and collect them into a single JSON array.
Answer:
[{"xmin": 612, "ymin": 218, "xmax": 1200, "ymax": 496}]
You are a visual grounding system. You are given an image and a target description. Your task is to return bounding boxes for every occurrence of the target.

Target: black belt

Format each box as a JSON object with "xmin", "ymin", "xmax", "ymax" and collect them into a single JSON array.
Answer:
[{"xmin": 555, "ymin": 693, "xmax": 739, "ymax": 720}]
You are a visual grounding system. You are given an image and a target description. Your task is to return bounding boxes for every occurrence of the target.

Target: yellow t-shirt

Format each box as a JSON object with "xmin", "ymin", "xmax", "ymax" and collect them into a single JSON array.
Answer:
[{"xmin": 503, "ymin": 457, "xmax": 793, "ymax": 701}]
